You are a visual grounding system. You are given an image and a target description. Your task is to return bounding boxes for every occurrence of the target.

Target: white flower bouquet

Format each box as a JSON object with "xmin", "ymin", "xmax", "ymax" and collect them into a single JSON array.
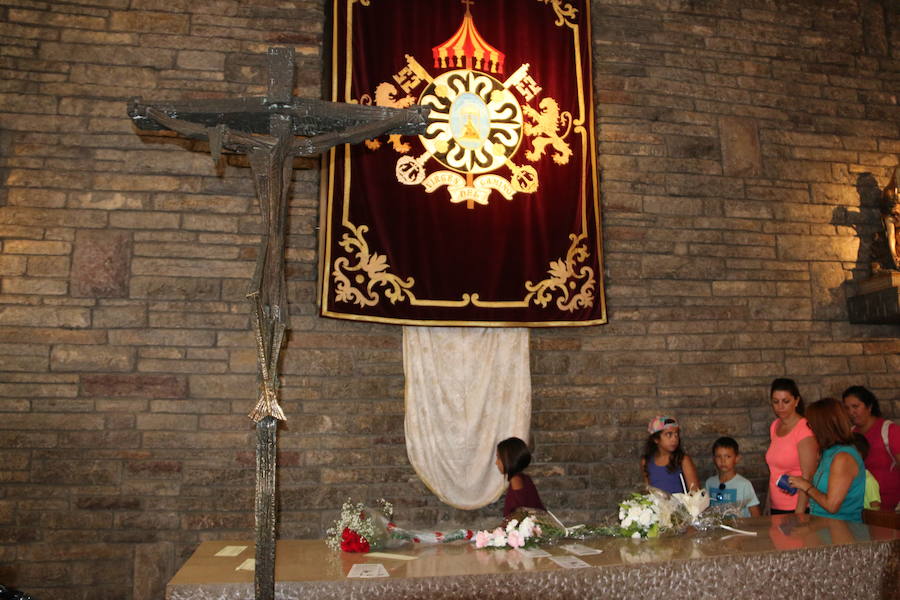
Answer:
[
  {"xmin": 618, "ymin": 492, "xmax": 663, "ymax": 538},
  {"xmin": 616, "ymin": 487, "xmax": 750, "ymax": 539},
  {"xmin": 616, "ymin": 487, "xmax": 695, "ymax": 538}
]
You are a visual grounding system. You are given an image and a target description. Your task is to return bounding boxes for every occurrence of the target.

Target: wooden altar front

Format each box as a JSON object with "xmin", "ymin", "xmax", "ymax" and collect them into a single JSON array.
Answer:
[{"xmin": 166, "ymin": 514, "xmax": 899, "ymax": 600}]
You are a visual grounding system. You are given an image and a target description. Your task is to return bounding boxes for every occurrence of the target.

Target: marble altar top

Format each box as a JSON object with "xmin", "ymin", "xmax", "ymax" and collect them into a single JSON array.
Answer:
[{"xmin": 167, "ymin": 514, "xmax": 899, "ymax": 599}]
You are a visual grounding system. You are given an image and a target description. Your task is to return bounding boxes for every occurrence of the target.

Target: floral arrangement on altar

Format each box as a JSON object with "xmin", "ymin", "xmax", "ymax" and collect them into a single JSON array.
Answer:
[
  {"xmin": 326, "ymin": 498, "xmax": 474, "ymax": 553},
  {"xmin": 615, "ymin": 488, "xmax": 718, "ymax": 539},
  {"xmin": 618, "ymin": 492, "xmax": 665, "ymax": 539},
  {"xmin": 615, "ymin": 487, "xmax": 747, "ymax": 539},
  {"xmin": 473, "ymin": 516, "xmax": 542, "ymax": 549},
  {"xmin": 325, "ymin": 498, "xmax": 394, "ymax": 552},
  {"xmin": 327, "ymin": 489, "xmax": 750, "ymax": 553}
]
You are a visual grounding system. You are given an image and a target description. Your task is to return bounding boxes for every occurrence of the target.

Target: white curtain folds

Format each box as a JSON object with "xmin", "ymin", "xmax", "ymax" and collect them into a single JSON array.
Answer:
[{"xmin": 403, "ymin": 326, "xmax": 531, "ymax": 509}]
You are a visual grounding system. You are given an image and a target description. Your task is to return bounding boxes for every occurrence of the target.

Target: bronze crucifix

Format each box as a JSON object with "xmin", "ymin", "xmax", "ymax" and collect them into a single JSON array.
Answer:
[{"xmin": 128, "ymin": 47, "xmax": 428, "ymax": 600}]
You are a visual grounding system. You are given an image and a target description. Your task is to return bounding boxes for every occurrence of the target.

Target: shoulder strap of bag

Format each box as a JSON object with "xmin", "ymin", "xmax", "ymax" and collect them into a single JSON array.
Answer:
[{"xmin": 882, "ymin": 420, "xmax": 897, "ymax": 469}]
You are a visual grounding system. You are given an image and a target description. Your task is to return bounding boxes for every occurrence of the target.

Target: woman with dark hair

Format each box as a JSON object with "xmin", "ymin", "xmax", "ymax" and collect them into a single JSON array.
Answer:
[
  {"xmin": 842, "ymin": 385, "xmax": 900, "ymax": 511},
  {"xmin": 788, "ymin": 398, "xmax": 866, "ymax": 522},
  {"xmin": 495, "ymin": 437, "xmax": 545, "ymax": 517},
  {"xmin": 765, "ymin": 378, "xmax": 819, "ymax": 514}
]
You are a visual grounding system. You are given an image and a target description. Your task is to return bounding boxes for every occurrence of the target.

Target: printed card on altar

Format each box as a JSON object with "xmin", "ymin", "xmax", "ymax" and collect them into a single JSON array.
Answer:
[
  {"xmin": 549, "ymin": 555, "xmax": 590, "ymax": 569},
  {"xmin": 235, "ymin": 558, "xmax": 255, "ymax": 572},
  {"xmin": 561, "ymin": 543, "xmax": 603, "ymax": 556},
  {"xmin": 515, "ymin": 547, "xmax": 551, "ymax": 558},
  {"xmin": 347, "ymin": 563, "xmax": 390, "ymax": 578},
  {"xmin": 214, "ymin": 545, "xmax": 247, "ymax": 557}
]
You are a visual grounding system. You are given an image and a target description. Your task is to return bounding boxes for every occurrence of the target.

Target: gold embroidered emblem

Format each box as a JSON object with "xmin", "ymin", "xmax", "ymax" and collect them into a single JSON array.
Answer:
[{"xmin": 371, "ymin": 4, "xmax": 570, "ymax": 209}]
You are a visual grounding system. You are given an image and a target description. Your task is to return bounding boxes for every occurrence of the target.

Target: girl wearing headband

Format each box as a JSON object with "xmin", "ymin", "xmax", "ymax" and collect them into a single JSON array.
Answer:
[{"xmin": 641, "ymin": 416, "xmax": 699, "ymax": 494}]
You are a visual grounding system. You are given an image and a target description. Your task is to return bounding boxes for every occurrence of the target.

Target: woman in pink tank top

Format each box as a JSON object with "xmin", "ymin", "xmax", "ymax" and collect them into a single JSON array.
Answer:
[
  {"xmin": 764, "ymin": 378, "xmax": 819, "ymax": 514},
  {"xmin": 842, "ymin": 385, "xmax": 900, "ymax": 512}
]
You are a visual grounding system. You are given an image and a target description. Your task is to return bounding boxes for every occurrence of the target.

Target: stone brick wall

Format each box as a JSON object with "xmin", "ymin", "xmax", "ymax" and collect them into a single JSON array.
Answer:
[{"xmin": 0, "ymin": 0, "xmax": 898, "ymax": 598}]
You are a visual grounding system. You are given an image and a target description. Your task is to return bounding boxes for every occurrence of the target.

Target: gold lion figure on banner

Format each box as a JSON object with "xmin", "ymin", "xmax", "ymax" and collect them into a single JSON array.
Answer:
[
  {"xmin": 523, "ymin": 97, "xmax": 572, "ymax": 165},
  {"xmin": 362, "ymin": 82, "xmax": 416, "ymax": 153}
]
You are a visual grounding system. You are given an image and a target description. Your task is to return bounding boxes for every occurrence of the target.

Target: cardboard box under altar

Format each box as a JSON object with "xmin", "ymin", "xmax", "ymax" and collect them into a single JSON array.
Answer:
[{"xmin": 167, "ymin": 514, "xmax": 899, "ymax": 600}]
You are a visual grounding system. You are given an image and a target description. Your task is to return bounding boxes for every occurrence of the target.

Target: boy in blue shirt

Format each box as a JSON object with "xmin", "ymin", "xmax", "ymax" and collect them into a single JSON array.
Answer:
[{"xmin": 706, "ymin": 436, "xmax": 761, "ymax": 518}]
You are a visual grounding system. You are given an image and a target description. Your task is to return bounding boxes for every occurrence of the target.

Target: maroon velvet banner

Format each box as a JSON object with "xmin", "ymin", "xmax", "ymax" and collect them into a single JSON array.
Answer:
[{"xmin": 321, "ymin": 0, "xmax": 605, "ymax": 326}]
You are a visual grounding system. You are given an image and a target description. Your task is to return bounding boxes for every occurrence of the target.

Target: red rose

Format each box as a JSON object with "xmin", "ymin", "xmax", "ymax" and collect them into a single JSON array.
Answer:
[
  {"xmin": 465, "ymin": 530, "xmax": 473, "ymax": 540},
  {"xmin": 339, "ymin": 527, "xmax": 371, "ymax": 553}
]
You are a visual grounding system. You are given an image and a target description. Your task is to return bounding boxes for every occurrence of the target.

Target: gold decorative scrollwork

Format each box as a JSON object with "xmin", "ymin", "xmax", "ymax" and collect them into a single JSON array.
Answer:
[
  {"xmin": 524, "ymin": 233, "xmax": 595, "ymax": 312},
  {"xmin": 333, "ymin": 223, "xmax": 414, "ymax": 307},
  {"xmin": 538, "ymin": 0, "xmax": 578, "ymax": 27}
]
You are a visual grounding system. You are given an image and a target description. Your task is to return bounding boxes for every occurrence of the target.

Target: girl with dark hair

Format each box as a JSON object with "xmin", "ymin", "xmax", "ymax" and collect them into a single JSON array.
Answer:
[
  {"xmin": 640, "ymin": 416, "xmax": 700, "ymax": 494},
  {"xmin": 495, "ymin": 437, "xmax": 545, "ymax": 517},
  {"xmin": 843, "ymin": 385, "xmax": 900, "ymax": 511},
  {"xmin": 788, "ymin": 398, "xmax": 866, "ymax": 522},
  {"xmin": 765, "ymin": 378, "xmax": 819, "ymax": 514}
]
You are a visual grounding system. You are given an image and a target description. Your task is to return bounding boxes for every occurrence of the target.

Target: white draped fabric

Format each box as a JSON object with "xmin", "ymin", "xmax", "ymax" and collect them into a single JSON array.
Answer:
[{"xmin": 403, "ymin": 326, "xmax": 531, "ymax": 509}]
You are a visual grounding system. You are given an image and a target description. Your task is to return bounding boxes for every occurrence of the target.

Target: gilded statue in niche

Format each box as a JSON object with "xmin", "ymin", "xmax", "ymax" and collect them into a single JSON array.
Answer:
[
  {"xmin": 872, "ymin": 167, "xmax": 900, "ymax": 273},
  {"xmin": 881, "ymin": 167, "xmax": 899, "ymax": 269}
]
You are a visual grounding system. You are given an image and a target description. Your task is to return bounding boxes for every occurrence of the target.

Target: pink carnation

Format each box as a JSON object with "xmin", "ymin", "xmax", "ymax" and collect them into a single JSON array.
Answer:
[
  {"xmin": 489, "ymin": 528, "xmax": 507, "ymax": 547},
  {"xmin": 506, "ymin": 530, "xmax": 524, "ymax": 548},
  {"xmin": 474, "ymin": 530, "xmax": 492, "ymax": 549}
]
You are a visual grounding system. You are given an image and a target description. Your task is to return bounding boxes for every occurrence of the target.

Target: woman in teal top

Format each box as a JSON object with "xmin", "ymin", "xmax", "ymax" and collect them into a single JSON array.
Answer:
[{"xmin": 789, "ymin": 398, "xmax": 866, "ymax": 522}]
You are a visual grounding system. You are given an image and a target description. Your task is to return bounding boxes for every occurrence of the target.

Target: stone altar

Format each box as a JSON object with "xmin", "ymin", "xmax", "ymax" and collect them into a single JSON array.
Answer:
[{"xmin": 167, "ymin": 514, "xmax": 899, "ymax": 600}]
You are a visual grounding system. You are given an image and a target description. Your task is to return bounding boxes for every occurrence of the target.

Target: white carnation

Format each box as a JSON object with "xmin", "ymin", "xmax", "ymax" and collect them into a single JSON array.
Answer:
[
  {"xmin": 637, "ymin": 510, "xmax": 653, "ymax": 527},
  {"xmin": 518, "ymin": 517, "xmax": 535, "ymax": 538}
]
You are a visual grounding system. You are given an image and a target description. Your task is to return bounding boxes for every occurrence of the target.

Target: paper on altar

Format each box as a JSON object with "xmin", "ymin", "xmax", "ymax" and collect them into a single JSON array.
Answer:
[
  {"xmin": 347, "ymin": 563, "xmax": 390, "ymax": 578},
  {"xmin": 214, "ymin": 545, "xmax": 247, "ymax": 557},
  {"xmin": 235, "ymin": 558, "xmax": 255, "ymax": 571}
]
